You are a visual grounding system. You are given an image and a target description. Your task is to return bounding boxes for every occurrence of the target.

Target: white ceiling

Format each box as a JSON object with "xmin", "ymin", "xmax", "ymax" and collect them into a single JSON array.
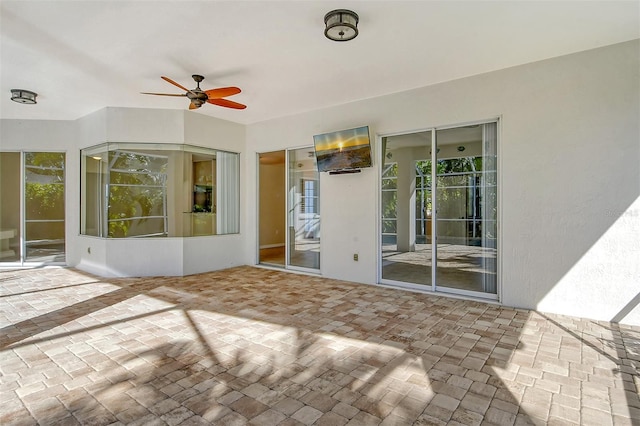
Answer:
[{"xmin": 1, "ymin": 1, "xmax": 638, "ymax": 125}]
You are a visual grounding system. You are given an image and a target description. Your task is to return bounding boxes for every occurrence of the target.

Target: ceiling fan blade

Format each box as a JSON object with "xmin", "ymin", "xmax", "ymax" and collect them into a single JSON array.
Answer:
[
  {"xmin": 140, "ymin": 92, "xmax": 187, "ymax": 97},
  {"xmin": 207, "ymin": 98, "xmax": 247, "ymax": 110},
  {"xmin": 189, "ymin": 102, "xmax": 199, "ymax": 110},
  {"xmin": 161, "ymin": 76, "xmax": 196, "ymax": 95},
  {"xmin": 204, "ymin": 87, "xmax": 241, "ymax": 99}
]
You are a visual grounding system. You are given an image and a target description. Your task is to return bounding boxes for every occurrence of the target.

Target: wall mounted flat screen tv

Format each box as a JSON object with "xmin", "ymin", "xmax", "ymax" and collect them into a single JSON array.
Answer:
[{"xmin": 313, "ymin": 126, "xmax": 372, "ymax": 174}]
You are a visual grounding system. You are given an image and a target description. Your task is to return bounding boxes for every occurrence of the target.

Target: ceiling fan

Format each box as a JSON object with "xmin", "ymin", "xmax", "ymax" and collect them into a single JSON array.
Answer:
[{"xmin": 142, "ymin": 75, "xmax": 246, "ymax": 110}]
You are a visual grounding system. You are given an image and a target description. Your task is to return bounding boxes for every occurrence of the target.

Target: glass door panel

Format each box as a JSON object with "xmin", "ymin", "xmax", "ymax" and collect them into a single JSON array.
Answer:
[
  {"xmin": 381, "ymin": 132, "xmax": 432, "ymax": 286},
  {"xmin": 435, "ymin": 124, "xmax": 497, "ymax": 295},
  {"xmin": 380, "ymin": 123, "xmax": 498, "ymax": 298},
  {"xmin": 287, "ymin": 147, "xmax": 320, "ymax": 271},
  {"xmin": 24, "ymin": 152, "xmax": 66, "ymax": 262},
  {"xmin": 258, "ymin": 151, "xmax": 286, "ymax": 266},
  {"xmin": 0, "ymin": 152, "xmax": 21, "ymax": 262}
]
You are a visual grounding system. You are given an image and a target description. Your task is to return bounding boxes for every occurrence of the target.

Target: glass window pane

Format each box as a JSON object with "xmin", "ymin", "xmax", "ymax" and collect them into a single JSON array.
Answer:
[
  {"xmin": 110, "ymin": 171, "xmax": 165, "ymax": 186},
  {"xmin": 382, "ymin": 163, "xmax": 398, "ymax": 177},
  {"xmin": 108, "ymin": 186, "xmax": 166, "ymax": 220},
  {"xmin": 288, "ymin": 147, "xmax": 320, "ymax": 270},
  {"xmin": 25, "ymin": 183, "xmax": 65, "ymax": 220},
  {"xmin": 381, "ymin": 131, "xmax": 432, "ymax": 286},
  {"xmin": 109, "ymin": 217, "xmax": 166, "ymax": 238},
  {"xmin": 24, "ymin": 152, "xmax": 66, "ymax": 263},
  {"xmin": 382, "ymin": 219, "xmax": 397, "ymax": 234},
  {"xmin": 435, "ymin": 124, "xmax": 497, "ymax": 295},
  {"xmin": 81, "ymin": 148, "xmax": 108, "ymax": 237},
  {"xmin": 381, "ymin": 191, "xmax": 397, "ymax": 219},
  {"xmin": 381, "ymin": 178, "xmax": 397, "ymax": 190},
  {"xmin": 81, "ymin": 144, "xmax": 240, "ymax": 238},
  {"xmin": 25, "ymin": 222, "xmax": 65, "ymax": 262}
]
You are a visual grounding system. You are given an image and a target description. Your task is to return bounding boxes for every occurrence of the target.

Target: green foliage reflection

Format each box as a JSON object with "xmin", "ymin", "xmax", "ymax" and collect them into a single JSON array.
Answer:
[{"xmin": 107, "ymin": 151, "xmax": 167, "ymax": 238}]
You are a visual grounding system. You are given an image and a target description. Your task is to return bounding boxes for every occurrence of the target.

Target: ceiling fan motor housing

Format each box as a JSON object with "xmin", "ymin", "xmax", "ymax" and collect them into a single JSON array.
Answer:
[{"xmin": 188, "ymin": 75, "xmax": 208, "ymax": 107}]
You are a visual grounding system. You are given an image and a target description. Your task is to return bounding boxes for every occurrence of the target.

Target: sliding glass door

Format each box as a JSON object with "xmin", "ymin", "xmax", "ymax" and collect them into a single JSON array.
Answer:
[
  {"xmin": 257, "ymin": 147, "xmax": 320, "ymax": 272},
  {"xmin": 0, "ymin": 151, "xmax": 66, "ymax": 265},
  {"xmin": 381, "ymin": 131, "xmax": 433, "ymax": 285},
  {"xmin": 381, "ymin": 122, "xmax": 498, "ymax": 298}
]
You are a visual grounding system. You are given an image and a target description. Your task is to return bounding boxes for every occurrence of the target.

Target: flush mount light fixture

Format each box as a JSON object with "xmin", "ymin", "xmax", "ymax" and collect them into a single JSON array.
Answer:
[
  {"xmin": 10, "ymin": 89, "xmax": 38, "ymax": 104},
  {"xmin": 324, "ymin": 9, "xmax": 359, "ymax": 42}
]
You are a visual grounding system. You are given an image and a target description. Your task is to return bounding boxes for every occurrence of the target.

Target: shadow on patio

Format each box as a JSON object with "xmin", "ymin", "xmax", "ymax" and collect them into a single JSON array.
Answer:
[{"xmin": 1, "ymin": 266, "xmax": 639, "ymax": 425}]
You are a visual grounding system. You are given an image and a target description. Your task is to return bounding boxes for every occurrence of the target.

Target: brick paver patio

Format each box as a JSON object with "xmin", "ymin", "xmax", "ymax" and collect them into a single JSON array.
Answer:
[{"xmin": 1, "ymin": 266, "xmax": 639, "ymax": 425}]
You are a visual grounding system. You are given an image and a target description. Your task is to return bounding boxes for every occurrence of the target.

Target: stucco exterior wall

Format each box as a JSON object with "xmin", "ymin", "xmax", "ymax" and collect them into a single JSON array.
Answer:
[
  {"xmin": 2, "ymin": 40, "xmax": 638, "ymax": 324},
  {"xmin": 246, "ymin": 40, "xmax": 640, "ymax": 325}
]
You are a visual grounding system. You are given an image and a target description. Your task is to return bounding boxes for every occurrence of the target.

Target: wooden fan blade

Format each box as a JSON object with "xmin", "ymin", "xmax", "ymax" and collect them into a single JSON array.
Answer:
[
  {"xmin": 161, "ymin": 76, "xmax": 196, "ymax": 95},
  {"xmin": 207, "ymin": 98, "xmax": 247, "ymax": 110},
  {"xmin": 141, "ymin": 92, "xmax": 187, "ymax": 97},
  {"xmin": 189, "ymin": 102, "xmax": 199, "ymax": 110},
  {"xmin": 204, "ymin": 87, "xmax": 241, "ymax": 99}
]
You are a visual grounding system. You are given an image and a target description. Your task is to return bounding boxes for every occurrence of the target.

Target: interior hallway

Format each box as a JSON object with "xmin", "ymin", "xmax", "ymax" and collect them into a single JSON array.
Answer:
[{"xmin": 1, "ymin": 266, "xmax": 638, "ymax": 425}]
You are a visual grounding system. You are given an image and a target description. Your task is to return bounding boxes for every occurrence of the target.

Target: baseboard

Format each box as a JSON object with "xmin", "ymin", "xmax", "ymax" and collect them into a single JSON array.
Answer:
[{"xmin": 259, "ymin": 243, "xmax": 285, "ymax": 249}]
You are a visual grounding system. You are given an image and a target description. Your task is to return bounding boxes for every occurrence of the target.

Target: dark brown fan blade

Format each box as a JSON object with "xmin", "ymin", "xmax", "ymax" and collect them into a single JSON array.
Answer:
[
  {"xmin": 161, "ymin": 76, "xmax": 196, "ymax": 95},
  {"xmin": 140, "ymin": 92, "xmax": 187, "ymax": 97},
  {"xmin": 207, "ymin": 98, "xmax": 247, "ymax": 110},
  {"xmin": 204, "ymin": 87, "xmax": 241, "ymax": 99}
]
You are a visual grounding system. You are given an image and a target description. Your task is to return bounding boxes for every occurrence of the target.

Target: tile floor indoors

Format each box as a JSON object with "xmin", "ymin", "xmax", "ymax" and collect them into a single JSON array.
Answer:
[{"xmin": 0, "ymin": 266, "xmax": 639, "ymax": 425}]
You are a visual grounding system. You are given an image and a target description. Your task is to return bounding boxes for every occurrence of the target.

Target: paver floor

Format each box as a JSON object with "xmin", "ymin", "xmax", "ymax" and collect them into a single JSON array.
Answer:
[{"xmin": 1, "ymin": 266, "xmax": 639, "ymax": 425}]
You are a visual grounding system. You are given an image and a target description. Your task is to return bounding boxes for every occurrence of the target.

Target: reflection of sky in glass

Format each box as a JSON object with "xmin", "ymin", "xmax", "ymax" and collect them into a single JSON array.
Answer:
[{"xmin": 314, "ymin": 126, "xmax": 369, "ymax": 152}]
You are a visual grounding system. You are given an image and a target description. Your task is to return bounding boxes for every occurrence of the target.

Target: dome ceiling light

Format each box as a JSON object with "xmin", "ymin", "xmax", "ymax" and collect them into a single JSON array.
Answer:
[
  {"xmin": 10, "ymin": 89, "xmax": 38, "ymax": 104},
  {"xmin": 324, "ymin": 9, "xmax": 359, "ymax": 42}
]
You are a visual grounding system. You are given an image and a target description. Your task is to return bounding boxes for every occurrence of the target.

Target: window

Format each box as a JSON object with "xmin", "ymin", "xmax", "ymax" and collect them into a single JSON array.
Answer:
[
  {"xmin": 81, "ymin": 143, "xmax": 240, "ymax": 238},
  {"xmin": 300, "ymin": 179, "xmax": 318, "ymax": 214},
  {"xmin": 381, "ymin": 162, "xmax": 398, "ymax": 236},
  {"xmin": 107, "ymin": 150, "xmax": 168, "ymax": 238},
  {"xmin": 415, "ymin": 161, "xmax": 432, "ymax": 242}
]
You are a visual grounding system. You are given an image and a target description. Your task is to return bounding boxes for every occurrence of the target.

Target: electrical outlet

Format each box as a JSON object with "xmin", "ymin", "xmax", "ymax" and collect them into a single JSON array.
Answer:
[{"xmin": 353, "ymin": 253, "xmax": 358, "ymax": 261}]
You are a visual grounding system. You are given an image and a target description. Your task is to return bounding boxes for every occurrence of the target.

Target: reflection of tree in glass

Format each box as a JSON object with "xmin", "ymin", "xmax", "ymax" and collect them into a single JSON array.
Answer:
[
  {"xmin": 24, "ymin": 152, "xmax": 65, "ymax": 220},
  {"xmin": 108, "ymin": 151, "xmax": 167, "ymax": 238}
]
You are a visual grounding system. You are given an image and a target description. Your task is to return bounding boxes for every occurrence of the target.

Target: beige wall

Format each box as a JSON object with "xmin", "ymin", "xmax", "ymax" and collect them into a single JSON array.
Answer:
[{"xmin": 259, "ymin": 160, "xmax": 285, "ymax": 248}]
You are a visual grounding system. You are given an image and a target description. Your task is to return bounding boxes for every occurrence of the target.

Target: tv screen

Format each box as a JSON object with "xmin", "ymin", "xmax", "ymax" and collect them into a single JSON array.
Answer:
[{"xmin": 313, "ymin": 126, "xmax": 372, "ymax": 173}]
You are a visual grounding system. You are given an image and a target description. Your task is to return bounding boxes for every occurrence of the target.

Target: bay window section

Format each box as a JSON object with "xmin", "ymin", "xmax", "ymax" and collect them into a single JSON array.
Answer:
[{"xmin": 81, "ymin": 143, "xmax": 239, "ymax": 238}]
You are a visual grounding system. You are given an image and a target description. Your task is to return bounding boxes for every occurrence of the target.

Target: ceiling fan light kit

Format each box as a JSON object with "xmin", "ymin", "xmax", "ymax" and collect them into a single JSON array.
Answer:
[
  {"xmin": 142, "ymin": 74, "xmax": 246, "ymax": 110},
  {"xmin": 10, "ymin": 89, "xmax": 38, "ymax": 104},
  {"xmin": 324, "ymin": 9, "xmax": 359, "ymax": 42}
]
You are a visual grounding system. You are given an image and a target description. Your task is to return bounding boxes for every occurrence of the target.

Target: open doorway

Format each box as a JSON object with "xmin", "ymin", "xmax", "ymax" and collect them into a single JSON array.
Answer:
[{"xmin": 258, "ymin": 148, "xmax": 321, "ymax": 272}]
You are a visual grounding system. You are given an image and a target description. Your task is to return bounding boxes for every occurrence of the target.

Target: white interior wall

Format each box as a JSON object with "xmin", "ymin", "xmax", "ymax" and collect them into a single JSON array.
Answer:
[
  {"xmin": 105, "ymin": 107, "xmax": 184, "ymax": 143},
  {"xmin": 246, "ymin": 40, "xmax": 640, "ymax": 325}
]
